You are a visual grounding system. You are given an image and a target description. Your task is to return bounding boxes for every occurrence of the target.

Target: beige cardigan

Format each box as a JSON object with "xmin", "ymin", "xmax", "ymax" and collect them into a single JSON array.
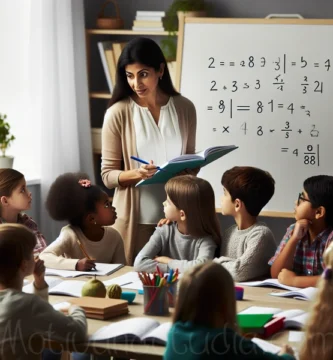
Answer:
[{"xmin": 101, "ymin": 95, "xmax": 197, "ymax": 265}]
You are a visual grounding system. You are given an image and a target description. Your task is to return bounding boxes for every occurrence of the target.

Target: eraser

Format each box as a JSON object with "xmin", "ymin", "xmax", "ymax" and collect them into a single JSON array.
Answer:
[
  {"xmin": 120, "ymin": 291, "xmax": 136, "ymax": 304},
  {"xmin": 235, "ymin": 286, "xmax": 244, "ymax": 300}
]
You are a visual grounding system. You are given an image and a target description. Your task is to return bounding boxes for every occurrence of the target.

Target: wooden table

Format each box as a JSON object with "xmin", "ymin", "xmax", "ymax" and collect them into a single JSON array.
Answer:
[{"xmin": 46, "ymin": 266, "xmax": 310, "ymax": 359}]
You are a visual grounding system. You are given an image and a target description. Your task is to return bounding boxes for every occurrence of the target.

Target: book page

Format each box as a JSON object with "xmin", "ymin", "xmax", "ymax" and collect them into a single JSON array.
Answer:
[
  {"xmin": 238, "ymin": 279, "xmax": 300, "ymax": 291},
  {"xmin": 251, "ymin": 338, "xmax": 281, "ymax": 354},
  {"xmin": 103, "ymin": 272, "xmax": 140, "ymax": 287},
  {"xmin": 270, "ymin": 287, "xmax": 317, "ymax": 301},
  {"xmin": 239, "ymin": 306, "xmax": 282, "ymax": 315},
  {"xmin": 89, "ymin": 318, "xmax": 159, "ymax": 342},
  {"xmin": 23, "ymin": 276, "xmax": 63, "ymax": 294},
  {"xmin": 45, "ymin": 263, "xmax": 123, "ymax": 278},
  {"xmin": 284, "ymin": 313, "xmax": 309, "ymax": 329},
  {"xmin": 141, "ymin": 322, "xmax": 172, "ymax": 345},
  {"xmin": 48, "ymin": 280, "xmax": 86, "ymax": 297},
  {"xmin": 275, "ymin": 309, "xmax": 306, "ymax": 320}
]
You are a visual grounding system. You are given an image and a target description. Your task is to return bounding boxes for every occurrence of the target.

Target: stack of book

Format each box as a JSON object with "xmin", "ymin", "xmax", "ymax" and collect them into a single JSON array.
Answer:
[
  {"xmin": 132, "ymin": 11, "xmax": 165, "ymax": 32},
  {"xmin": 97, "ymin": 42, "xmax": 127, "ymax": 92}
]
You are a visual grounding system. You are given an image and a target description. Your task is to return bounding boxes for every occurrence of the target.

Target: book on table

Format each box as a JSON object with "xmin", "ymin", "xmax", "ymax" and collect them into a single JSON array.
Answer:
[
  {"xmin": 135, "ymin": 145, "xmax": 238, "ymax": 186},
  {"xmin": 239, "ymin": 306, "xmax": 309, "ymax": 330},
  {"xmin": 89, "ymin": 318, "xmax": 172, "ymax": 346},
  {"xmin": 53, "ymin": 297, "xmax": 129, "ymax": 320}
]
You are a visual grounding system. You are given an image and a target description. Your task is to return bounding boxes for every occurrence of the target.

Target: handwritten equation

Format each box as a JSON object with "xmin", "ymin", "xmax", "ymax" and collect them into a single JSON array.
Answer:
[
  {"xmin": 208, "ymin": 99, "xmax": 312, "ymax": 118},
  {"xmin": 281, "ymin": 145, "xmax": 320, "ymax": 166}
]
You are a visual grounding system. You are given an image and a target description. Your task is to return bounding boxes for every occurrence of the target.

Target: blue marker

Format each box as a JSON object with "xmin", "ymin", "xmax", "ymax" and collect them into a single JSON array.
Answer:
[{"xmin": 130, "ymin": 156, "xmax": 162, "ymax": 170}]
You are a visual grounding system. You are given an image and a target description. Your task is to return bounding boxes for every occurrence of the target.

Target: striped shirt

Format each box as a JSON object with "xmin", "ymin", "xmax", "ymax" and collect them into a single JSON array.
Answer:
[
  {"xmin": 0, "ymin": 214, "xmax": 47, "ymax": 254},
  {"xmin": 269, "ymin": 223, "xmax": 333, "ymax": 276}
]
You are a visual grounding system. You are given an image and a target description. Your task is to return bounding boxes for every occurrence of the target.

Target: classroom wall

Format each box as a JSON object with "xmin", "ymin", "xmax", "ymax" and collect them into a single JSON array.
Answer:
[{"xmin": 84, "ymin": 0, "xmax": 333, "ymax": 243}]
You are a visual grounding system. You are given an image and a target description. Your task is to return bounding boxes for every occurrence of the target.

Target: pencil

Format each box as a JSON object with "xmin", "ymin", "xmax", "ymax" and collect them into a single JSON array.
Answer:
[{"xmin": 76, "ymin": 239, "xmax": 96, "ymax": 270}]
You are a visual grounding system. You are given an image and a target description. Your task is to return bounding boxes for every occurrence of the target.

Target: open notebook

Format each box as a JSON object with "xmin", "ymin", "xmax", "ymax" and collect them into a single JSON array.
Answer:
[
  {"xmin": 239, "ymin": 306, "xmax": 309, "ymax": 330},
  {"xmin": 238, "ymin": 279, "xmax": 300, "ymax": 291},
  {"xmin": 269, "ymin": 287, "xmax": 317, "ymax": 301},
  {"xmin": 45, "ymin": 263, "xmax": 124, "ymax": 278},
  {"xmin": 89, "ymin": 318, "xmax": 172, "ymax": 345}
]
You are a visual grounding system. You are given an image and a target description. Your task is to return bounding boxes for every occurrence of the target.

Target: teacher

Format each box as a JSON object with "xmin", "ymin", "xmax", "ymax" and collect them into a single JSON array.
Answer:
[{"xmin": 101, "ymin": 37, "xmax": 197, "ymax": 265}]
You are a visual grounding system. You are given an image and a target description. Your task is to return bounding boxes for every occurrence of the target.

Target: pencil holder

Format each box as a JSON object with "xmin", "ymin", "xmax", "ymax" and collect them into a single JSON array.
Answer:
[
  {"xmin": 143, "ymin": 286, "xmax": 169, "ymax": 316},
  {"xmin": 167, "ymin": 281, "xmax": 178, "ymax": 308}
]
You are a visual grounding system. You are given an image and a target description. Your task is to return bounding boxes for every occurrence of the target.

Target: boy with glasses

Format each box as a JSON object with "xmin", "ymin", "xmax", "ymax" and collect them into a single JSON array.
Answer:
[{"xmin": 269, "ymin": 175, "xmax": 333, "ymax": 288}]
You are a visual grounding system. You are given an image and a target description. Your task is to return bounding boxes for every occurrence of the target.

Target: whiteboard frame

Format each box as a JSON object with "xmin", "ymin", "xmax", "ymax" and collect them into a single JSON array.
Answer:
[{"xmin": 175, "ymin": 16, "xmax": 333, "ymax": 218}]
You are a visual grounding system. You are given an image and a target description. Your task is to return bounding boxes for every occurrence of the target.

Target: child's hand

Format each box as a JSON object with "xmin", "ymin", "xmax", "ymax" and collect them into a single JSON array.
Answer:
[
  {"xmin": 33, "ymin": 258, "xmax": 48, "ymax": 290},
  {"xmin": 278, "ymin": 269, "xmax": 297, "ymax": 286},
  {"xmin": 278, "ymin": 344, "xmax": 294, "ymax": 356},
  {"xmin": 292, "ymin": 219, "xmax": 311, "ymax": 240},
  {"xmin": 76, "ymin": 258, "xmax": 96, "ymax": 271},
  {"xmin": 157, "ymin": 218, "xmax": 172, "ymax": 227},
  {"xmin": 154, "ymin": 256, "xmax": 172, "ymax": 264}
]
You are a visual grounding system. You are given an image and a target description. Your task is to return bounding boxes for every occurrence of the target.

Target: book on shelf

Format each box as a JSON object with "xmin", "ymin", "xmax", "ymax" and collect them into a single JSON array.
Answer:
[
  {"xmin": 135, "ymin": 145, "xmax": 238, "ymax": 186},
  {"xmin": 112, "ymin": 42, "xmax": 127, "ymax": 65},
  {"xmin": 269, "ymin": 287, "xmax": 317, "ymax": 301},
  {"xmin": 133, "ymin": 20, "xmax": 163, "ymax": 27},
  {"xmin": 89, "ymin": 317, "xmax": 172, "ymax": 345},
  {"xmin": 97, "ymin": 42, "xmax": 113, "ymax": 92},
  {"xmin": 238, "ymin": 278, "xmax": 301, "ymax": 292},
  {"xmin": 53, "ymin": 297, "xmax": 129, "ymax": 320},
  {"xmin": 239, "ymin": 306, "xmax": 309, "ymax": 330},
  {"xmin": 136, "ymin": 16, "xmax": 164, "ymax": 21},
  {"xmin": 136, "ymin": 11, "xmax": 165, "ymax": 17},
  {"xmin": 45, "ymin": 263, "xmax": 124, "ymax": 278},
  {"xmin": 104, "ymin": 48, "xmax": 116, "ymax": 85}
]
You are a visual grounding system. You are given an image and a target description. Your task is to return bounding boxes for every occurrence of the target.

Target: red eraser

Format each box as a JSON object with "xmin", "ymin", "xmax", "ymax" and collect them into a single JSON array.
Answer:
[{"xmin": 263, "ymin": 316, "xmax": 285, "ymax": 338}]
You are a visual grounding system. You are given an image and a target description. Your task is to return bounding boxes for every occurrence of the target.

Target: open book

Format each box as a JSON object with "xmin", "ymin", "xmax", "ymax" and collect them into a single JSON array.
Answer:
[
  {"xmin": 269, "ymin": 287, "xmax": 317, "ymax": 301},
  {"xmin": 45, "ymin": 263, "xmax": 124, "ymax": 278},
  {"xmin": 89, "ymin": 318, "xmax": 172, "ymax": 345},
  {"xmin": 239, "ymin": 306, "xmax": 309, "ymax": 330},
  {"xmin": 136, "ymin": 145, "xmax": 238, "ymax": 186},
  {"xmin": 238, "ymin": 279, "xmax": 300, "ymax": 292}
]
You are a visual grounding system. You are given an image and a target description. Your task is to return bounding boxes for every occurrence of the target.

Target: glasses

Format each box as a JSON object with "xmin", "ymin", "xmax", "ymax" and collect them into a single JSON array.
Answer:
[{"xmin": 297, "ymin": 193, "xmax": 311, "ymax": 206}]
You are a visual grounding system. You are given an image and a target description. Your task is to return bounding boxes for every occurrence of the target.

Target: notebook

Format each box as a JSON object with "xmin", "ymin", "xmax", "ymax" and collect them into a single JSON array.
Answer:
[
  {"xmin": 251, "ymin": 338, "xmax": 282, "ymax": 354},
  {"xmin": 89, "ymin": 318, "xmax": 172, "ymax": 345},
  {"xmin": 45, "ymin": 263, "xmax": 124, "ymax": 278},
  {"xmin": 238, "ymin": 279, "xmax": 300, "ymax": 292},
  {"xmin": 239, "ymin": 306, "xmax": 309, "ymax": 329},
  {"xmin": 136, "ymin": 145, "xmax": 238, "ymax": 186},
  {"xmin": 269, "ymin": 287, "xmax": 317, "ymax": 301}
]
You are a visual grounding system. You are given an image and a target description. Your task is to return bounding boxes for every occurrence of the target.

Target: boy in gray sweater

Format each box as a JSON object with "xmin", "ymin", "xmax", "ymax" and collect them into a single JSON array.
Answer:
[
  {"xmin": 0, "ymin": 224, "xmax": 87, "ymax": 360},
  {"xmin": 214, "ymin": 166, "xmax": 277, "ymax": 282}
]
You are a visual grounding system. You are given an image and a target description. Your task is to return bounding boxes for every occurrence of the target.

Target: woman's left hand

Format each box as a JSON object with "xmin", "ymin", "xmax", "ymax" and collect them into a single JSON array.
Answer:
[
  {"xmin": 157, "ymin": 218, "xmax": 172, "ymax": 227},
  {"xmin": 155, "ymin": 256, "xmax": 172, "ymax": 264}
]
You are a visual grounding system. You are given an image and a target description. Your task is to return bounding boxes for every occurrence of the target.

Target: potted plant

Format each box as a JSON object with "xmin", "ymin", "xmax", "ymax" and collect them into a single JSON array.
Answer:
[
  {"xmin": 0, "ymin": 114, "xmax": 15, "ymax": 168},
  {"xmin": 161, "ymin": 0, "xmax": 208, "ymax": 61}
]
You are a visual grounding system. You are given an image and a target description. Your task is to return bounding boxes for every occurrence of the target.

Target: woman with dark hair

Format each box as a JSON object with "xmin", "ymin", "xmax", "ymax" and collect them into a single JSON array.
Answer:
[{"xmin": 101, "ymin": 37, "xmax": 197, "ymax": 265}]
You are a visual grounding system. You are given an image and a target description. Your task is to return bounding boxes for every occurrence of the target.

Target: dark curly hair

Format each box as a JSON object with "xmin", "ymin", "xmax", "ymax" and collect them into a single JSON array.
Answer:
[{"xmin": 46, "ymin": 172, "xmax": 104, "ymax": 228}]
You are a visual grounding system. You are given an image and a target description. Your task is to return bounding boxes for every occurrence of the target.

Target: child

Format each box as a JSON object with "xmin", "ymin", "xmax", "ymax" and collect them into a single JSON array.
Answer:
[
  {"xmin": 134, "ymin": 175, "xmax": 219, "ymax": 273},
  {"xmin": 164, "ymin": 261, "xmax": 295, "ymax": 360},
  {"xmin": 299, "ymin": 241, "xmax": 333, "ymax": 360},
  {"xmin": 0, "ymin": 223, "xmax": 87, "ymax": 359},
  {"xmin": 0, "ymin": 168, "xmax": 46, "ymax": 254},
  {"xmin": 39, "ymin": 172, "xmax": 125, "ymax": 270},
  {"xmin": 214, "ymin": 166, "xmax": 276, "ymax": 281},
  {"xmin": 269, "ymin": 175, "xmax": 333, "ymax": 288}
]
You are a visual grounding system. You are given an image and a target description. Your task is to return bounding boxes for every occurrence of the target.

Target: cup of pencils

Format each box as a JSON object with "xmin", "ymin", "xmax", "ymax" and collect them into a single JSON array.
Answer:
[{"xmin": 139, "ymin": 267, "xmax": 179, "ymax": 315}]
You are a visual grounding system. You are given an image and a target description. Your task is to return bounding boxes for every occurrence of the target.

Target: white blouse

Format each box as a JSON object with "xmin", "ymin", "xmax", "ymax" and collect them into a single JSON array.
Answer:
[{"xmin": 131, "ymin": 97, "xmax": 182, "ymax": 224}]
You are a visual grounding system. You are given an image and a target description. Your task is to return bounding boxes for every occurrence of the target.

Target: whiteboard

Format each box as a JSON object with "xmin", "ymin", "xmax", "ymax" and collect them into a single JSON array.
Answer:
[{"xmin": 179, "ymin": 18, "xmax": 333, "ymax": 215}]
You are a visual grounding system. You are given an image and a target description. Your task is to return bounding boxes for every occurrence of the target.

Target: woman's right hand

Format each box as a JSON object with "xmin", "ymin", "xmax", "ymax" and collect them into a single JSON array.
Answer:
[
  {"xmin": 136, "ymin": 160, "xmax": 158, "ymax": 180},
  {"xmin": 278, "ymin": 344, "xmax": 294, "ymax": 357},
  {"xmin": 76, "ymin": 258, "xmax": 96, "ymax": 271}
]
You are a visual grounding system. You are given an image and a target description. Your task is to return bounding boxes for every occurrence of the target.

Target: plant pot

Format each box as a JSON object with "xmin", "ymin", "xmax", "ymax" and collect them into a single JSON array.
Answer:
[{"xmin": 0, "ymin": 156, "xmax": 14, "ymax": 169}]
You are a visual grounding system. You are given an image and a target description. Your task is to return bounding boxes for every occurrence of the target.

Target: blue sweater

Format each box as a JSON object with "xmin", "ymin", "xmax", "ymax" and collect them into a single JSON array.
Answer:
[{"xmin": 164, "ymin": 322, "xmax": 295, "ymax": 360}]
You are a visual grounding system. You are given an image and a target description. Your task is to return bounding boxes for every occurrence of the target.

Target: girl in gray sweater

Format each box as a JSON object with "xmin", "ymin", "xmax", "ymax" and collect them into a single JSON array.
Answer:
[{"xmin": 134, "ymin": 175, "xmax": 220, "ymax": 273}]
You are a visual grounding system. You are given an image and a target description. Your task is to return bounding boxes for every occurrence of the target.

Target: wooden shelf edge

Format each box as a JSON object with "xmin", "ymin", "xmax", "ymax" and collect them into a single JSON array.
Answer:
[
  {"xmin": 86, "ymin": 29, "xmax": 176, "ymax": 36},
  {"xmin": 90, "ymin": 92, "xmax": 111, "ymax": 99}
]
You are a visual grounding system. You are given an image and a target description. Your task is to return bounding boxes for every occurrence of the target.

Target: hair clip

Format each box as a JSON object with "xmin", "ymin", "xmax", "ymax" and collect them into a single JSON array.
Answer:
[
  {"xmin": 322, "ymin": 267, "xmax": 333, "ymax": 280},
  {"xmin": 78, "ymin": 179, "xmax": 91, "ymax": 188}
]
